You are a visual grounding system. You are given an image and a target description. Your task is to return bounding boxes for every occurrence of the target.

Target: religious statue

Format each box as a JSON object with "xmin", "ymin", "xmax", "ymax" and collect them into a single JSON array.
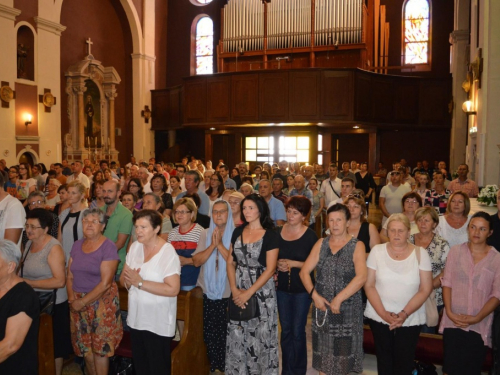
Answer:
[
  {"xmin": 17, "ymin": 43, "xmax": 29, "ymax": 78},
  {"xmin": 85, "ymin": 95, "xmax": 94, "ymax": 138}
]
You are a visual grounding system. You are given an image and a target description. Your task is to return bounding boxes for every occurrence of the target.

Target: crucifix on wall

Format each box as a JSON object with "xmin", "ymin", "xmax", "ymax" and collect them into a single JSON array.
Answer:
[{"xmin": 86, "ymin": 38, "xmax": 94, "ymax": 59}]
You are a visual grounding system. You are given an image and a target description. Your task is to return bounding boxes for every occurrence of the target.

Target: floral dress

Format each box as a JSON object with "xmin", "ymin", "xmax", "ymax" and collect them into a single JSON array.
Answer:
[
  {"xmin": 409, "ymin": 233, "xmax": 450, "ymax": 306},
  {"xmin": 226, "ymin": 228, "xmax": 279, "ymax": 375}
]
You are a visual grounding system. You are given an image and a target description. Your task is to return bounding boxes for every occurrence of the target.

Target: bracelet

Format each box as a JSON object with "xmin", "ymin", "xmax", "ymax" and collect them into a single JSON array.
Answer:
[
  {"xmin": 309, "ymin": 286, "xmax": 315, "ymax": 298},
  {"xmin": 400, "ymin": 309, "xmax": 409, "ymax": 319}
]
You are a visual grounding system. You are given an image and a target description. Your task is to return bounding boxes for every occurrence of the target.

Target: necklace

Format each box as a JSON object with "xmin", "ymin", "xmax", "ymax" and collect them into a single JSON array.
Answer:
[
  {"xmin": 388, "ymin": 243, "xmax": 408, "ymax": 258},
  {"xmin": 145, "ymin": 237, "xmax": 159, "ymax": 254},
  {"xmin": 315, "ymin": 308, "xmax": 328, "ymax": 327}
]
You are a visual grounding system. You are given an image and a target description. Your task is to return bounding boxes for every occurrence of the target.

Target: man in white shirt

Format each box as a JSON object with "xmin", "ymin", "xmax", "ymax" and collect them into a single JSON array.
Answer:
[
  {"xmin": 138, "ymin": 167, "xmax": 152, "ymax": 193},
  {"xmin": 379, "ymin": 170, "xmax": 412, "ymax": 225},
  {"xmin": 66, "ymin": 160, "xmax": 90, "ymax": 197},
  {"xmin": 350, "ymin": 160, "xmax": 360, "ymax": 174},
  {"xmin": 327, "ymin": 177, "xmax": 356, "ymax": 208},
  {"xmin": 0, "ymin": 172, "xmax": 25, "ymax": 247},
  {"xmin": 320, "ymin": 164, "xmax": 342, "ymax": 207}
]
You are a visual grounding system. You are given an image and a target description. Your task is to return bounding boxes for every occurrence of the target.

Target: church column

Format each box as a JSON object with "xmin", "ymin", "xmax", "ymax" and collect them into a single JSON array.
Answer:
[
  {"xmin": 474, "ymin": 0, "xmax": 500, "ymax": 186},
  {"xmin": 74, "ymin": 84, "xmax": 87, "ymax": 150},
  {"xmin": 106, "ymin": 89, "xmax": 117, "ymax": 151}
]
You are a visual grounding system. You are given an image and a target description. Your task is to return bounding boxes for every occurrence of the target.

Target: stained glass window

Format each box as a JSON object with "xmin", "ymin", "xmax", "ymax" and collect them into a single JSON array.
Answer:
[
  {"xmin": 196, "ymin": 17, "xmax": 214, "ymax": 74},
  {"xmin": 403, "ymin": 0, "xmax": 430, "ymax": 65}
]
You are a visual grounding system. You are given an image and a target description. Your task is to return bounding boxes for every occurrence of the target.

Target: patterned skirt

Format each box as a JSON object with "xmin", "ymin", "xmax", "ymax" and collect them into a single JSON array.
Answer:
[{"xmin": 70, "ymin": 282, "xmax": 123, "ymax": 357}]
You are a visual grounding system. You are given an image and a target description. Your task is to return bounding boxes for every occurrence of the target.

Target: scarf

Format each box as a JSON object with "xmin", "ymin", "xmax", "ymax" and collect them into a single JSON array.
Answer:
[{"xmin": 204, "ymin": 200, "xmax": 235, "ymax": 300}]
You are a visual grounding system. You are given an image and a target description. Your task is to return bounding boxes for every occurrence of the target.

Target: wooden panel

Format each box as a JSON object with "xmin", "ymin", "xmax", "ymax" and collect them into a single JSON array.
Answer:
[
  {"xmin": 289, "ymin": 71, "xmax": 319, "ymax": 120},
  {"xmin": 169, "ymin": 86, "xmax": 182, "ymax": 128},
  {"xmin": 419, "ymin": 80, "xmax": 451, "ymax": 126},
  {"xmin": 395, "ymin": 80, "xmax": 419, "ymax": 123},
  {"xmin": 207, "ymin": 76, "xmax": 231, "ymax": 122},
  {"xmin": 151, "ymin": 90, "xmax": 170, "ymax": 130},
  {"xmin": 372, "ymin": 77, "xmax": 394, "ymax": 121},
  {"xmin": 321, "ymin": 71, "xmax": 353, "ymax": 119},
  {"xmin": 184, "ymin": 79, "xmax": 207, "ymax": 124},
  {"xmin": 259, "ymin": 72, "xmax": 289, "ymax": 121},
  {"xmin": 231, "ymin": 74, "xmax": 259, "ymax": 122},
  {"xmin": 354, "ymin": 73, "xmax": 372, "ymax": 120}
]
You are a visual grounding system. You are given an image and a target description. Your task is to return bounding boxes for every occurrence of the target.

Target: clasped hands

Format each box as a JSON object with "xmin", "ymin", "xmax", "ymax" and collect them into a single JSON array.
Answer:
[
  {"xmin": 448, "ymin": 311, "xmax": 479, "ymax": 328},
  {"xmin": 277, "ymin": 259, "xmax": 290, "ymax": 273},
  {"xmin": 122, "ymin": 264, "xmax": 142, "ymax": 289},
  {"xmin": 313, "ymin": 293, "xmax": 343, "ymax": 314},
  {"xmin": 232, "ymin": 289, "xmax": 252, "ymax": 309},
  {"xmin": 383, "ymin": 310, "xmax": 407, "ymax": 330}
]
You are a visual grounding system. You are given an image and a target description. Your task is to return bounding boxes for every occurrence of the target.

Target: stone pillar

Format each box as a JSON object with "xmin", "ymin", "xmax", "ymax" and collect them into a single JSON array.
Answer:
[
  {"xmin": 74, "ymin": 85, "xmax": 87, "ymax": 150},
  {"xmin": 106, "ymin": 89, "xmax": 117, "ymax": 150}
]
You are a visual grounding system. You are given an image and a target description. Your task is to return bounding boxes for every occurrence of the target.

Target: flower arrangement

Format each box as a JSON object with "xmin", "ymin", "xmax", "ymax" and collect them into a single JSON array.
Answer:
[{"xmin": 477, "ymin": 185, "xmax": 499, "ymax": 206}]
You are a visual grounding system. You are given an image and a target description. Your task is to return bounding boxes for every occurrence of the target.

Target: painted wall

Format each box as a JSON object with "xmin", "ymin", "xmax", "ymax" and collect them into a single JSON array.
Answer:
[{"xmin": 59, "ymin": 0, "xmax": 134, "ymax": 166}]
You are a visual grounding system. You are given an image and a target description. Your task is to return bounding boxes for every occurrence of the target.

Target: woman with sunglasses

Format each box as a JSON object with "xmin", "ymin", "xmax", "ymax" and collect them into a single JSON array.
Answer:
[{"xmin": 380, "ymin": 192, "xmax": 422, "ymax": 243}]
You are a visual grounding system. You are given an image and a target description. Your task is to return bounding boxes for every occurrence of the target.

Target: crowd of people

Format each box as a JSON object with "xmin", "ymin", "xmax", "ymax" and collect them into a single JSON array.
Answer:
[{"xmin": 0, "ymin": 155, "xmax": 499, "ymax": 375}]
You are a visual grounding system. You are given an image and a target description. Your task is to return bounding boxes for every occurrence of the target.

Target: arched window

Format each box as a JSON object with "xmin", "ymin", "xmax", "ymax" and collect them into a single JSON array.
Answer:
[
  {"xmin": 403, "ymin": 0, "xmax": 430, "ymax": 66},
  {"xmin": 195, "ymin": 17, "xmax": 214, "ymax": 75}
]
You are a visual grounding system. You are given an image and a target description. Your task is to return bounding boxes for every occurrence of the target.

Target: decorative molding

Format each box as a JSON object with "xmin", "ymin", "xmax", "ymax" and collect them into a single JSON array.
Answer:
[
  {"xmin": 131, "ymin": 53, "xmax": 156, "ymax": 62},
  {"xmin": 16, "ymin": 136, "xmax": 40, "ymax": 143},
  {"xmin": 0, "ymin": 4, "xmax": 21, "ymax": 21},
  {"xmin": 449, "ymin": 30, "xmax": 469, "ymax": 44},
  {"xmin": 34, "ymin": 16, "xmax": 67, "ymax": 36}
]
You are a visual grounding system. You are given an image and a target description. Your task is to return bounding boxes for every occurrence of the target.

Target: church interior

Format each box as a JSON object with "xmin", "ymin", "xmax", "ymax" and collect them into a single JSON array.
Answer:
[{"xmin": 0, "ymin": 0, "xmax": 498, "ymax": 185}]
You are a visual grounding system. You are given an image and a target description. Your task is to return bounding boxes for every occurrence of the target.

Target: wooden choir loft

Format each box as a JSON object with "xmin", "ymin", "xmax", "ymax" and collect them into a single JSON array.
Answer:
[{"xmin": 156, "ymin": 0, "xmax": 452, "ymax": 170}]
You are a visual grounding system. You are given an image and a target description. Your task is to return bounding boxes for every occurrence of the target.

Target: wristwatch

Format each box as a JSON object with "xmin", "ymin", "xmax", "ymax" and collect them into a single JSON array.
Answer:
[{"xmin": 138, "ymin": 280, "xmax": 143, "ymax": 290}]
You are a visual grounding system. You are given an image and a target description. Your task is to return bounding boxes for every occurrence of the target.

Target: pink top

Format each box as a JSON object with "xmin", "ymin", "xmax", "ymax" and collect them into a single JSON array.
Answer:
[
  {"xmin": 439, "ymin": 243, "xmax": 500, "ymax": 347},
  {"xmin": 447, "ymin": 178, "xmax": 479, "ymax": 198}
]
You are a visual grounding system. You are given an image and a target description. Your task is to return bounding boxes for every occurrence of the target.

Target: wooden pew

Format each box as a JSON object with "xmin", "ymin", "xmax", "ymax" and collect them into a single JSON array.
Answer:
[
  {"xmin": 117, "ymin": 286, "xmax": 210, "ymax": 375},
  {"xmin": 38, "ymin": 313, "xmax": 56, "ymax": 375}
]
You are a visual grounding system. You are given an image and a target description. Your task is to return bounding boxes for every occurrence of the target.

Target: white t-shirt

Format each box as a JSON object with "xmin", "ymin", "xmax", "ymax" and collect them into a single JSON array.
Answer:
[
  {"xmin": 380, "ymin": 184, "xmax": 412, "ymax": 224},
  {"xmin": 364, "ymin": 244, "xmax": 432, "ymax": 327},
  {"xmin": 66, "ymin": 173, "xmax": 90, "ymax": 190},
  {"xmin": 320, "ymin": 177, "xmax": 341, "ymax": 207},
  {"xmin": 0, "ymin": 194, "xmax": 26, "ymax": 247},
  {"xmin": 125, "ymin": 241, "xmax": 181, "ymax": 337},
  {"xmin": 143, "ymin": 182, "xmax": 152, "ymax": 194}
]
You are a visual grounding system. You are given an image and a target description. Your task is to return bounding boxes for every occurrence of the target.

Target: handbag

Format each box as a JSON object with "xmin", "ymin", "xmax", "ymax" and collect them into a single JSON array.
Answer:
[
  {"xmin": 228, "ymin": 233, "xmax": 261, "ymax": 321},
  {"xmin": 20, "ymin": 243, "xmax": 57, "ymax": 316},
  {"xmin": 415, "ymin": 247, "xmax": 439, "ymax": 327}
]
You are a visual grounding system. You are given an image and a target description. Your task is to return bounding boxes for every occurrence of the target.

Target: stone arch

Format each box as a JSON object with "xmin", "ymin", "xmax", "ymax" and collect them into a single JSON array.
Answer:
[
  {"xmin": 56, "ymin": 0, "xmax": 142, "ymax": 54},
  {"xmin": 16, "ymin": 146, "xmax": 40, "ymax": 165}
]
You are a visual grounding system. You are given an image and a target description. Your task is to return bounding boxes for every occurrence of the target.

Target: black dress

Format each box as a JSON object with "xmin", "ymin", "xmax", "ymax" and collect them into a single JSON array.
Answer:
[{"xmin": 0, "ymin": 282, "xmax": 39, "ymax": 375}]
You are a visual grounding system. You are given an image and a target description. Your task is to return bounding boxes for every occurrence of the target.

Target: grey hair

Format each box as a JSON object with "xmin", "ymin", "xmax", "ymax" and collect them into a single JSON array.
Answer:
[
  {"xmin": 82, "ymin": 208, "xmax": 106, "ymax": 223},
  {"xmin": 0, "ymin": 240, "xmax": 21, "ymax": 265},
  {"xmin": 28, "ymin": 190, "xmax": 46, "ymax": 202}
]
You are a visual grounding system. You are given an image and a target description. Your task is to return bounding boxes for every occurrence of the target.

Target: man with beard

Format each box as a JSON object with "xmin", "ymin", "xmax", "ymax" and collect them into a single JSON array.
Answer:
[{"xmin": 101, "ymin": 180, "xmax": 133, "ymax": 275}]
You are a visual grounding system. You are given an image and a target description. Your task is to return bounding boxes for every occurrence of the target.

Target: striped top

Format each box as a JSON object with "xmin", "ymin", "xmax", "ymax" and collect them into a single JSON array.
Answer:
[{"xmin": 168, "ymin": 223, "xmax": 204, "ymax": 286}]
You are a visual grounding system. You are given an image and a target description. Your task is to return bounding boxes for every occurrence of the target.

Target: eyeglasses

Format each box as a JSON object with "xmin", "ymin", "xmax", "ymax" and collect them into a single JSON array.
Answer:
[
  {"xmin": 129, "ymin": 184, "xmax": 138, "ymax": 188},
  {"xmin": 29, "ymin": 200, "xmax": 44, "ymax": 206},
  {"xmin": 212, "ymin": 209, "xmax": 228, "ymax": 216},
  {"xmin": 347, "ymin": 194, "xmax": 362, "ymax": 198},
  {"xmin": 390, "ymin": 171, "xmax": 400, "ymax": 176},
  {"xmin": 174, "ymin": 210, "xmax": 192, "ymax": 215},
  {"xmin": 83, "ymin": 219, "xmax": 101, "ymax": 225},
  {"xmin": 228, "ymin": 200, "xmax": 241, "ymax": 205},
  {"xmin": 25, "ymin": 224, "xmax": 42, "ymax": 230}
]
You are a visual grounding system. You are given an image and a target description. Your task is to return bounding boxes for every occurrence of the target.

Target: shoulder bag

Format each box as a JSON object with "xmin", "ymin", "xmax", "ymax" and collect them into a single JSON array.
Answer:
[
  {"xmin": 228, "ymin": 233, "xmax": 261, "ymax": 321},
  {"xmin": 415, "ymin": 247, "xmax": 439, "ymax": 327},
  {"xmin": 20, "ymin": 243, "xmax": 57, "ymax": 316}
]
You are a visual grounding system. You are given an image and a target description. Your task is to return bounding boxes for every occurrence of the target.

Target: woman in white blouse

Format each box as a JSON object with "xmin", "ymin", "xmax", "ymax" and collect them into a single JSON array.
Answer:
[
  {"xmin": 364, "ymin": 213, "xmax": 433, "ymax": 375},
  {"xmin": 120, "ymin": 209, "xmax": 181, "ymax": 375},
  {"xmin": 436, "ymin": 191, "xmax": 471, "ymax": 248}
]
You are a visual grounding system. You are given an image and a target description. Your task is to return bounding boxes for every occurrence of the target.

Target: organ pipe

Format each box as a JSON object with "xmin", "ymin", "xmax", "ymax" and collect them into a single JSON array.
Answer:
[{"xmin": 221, "ymin": 0, "xmax": 363, "ymax": 53}]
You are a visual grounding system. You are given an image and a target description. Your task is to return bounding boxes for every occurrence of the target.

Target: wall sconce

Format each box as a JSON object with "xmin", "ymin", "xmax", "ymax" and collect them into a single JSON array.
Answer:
[
  {"xmin": 462, "ymin": 100, "xmax": 476, "ymax": 115},
  {"xmin": 24, "ymin": 114, "xmax": 32, "ymax": 126},
  {"xmin": 141, "ymin": 105, "xmax": 152, "ymax": 124}
]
